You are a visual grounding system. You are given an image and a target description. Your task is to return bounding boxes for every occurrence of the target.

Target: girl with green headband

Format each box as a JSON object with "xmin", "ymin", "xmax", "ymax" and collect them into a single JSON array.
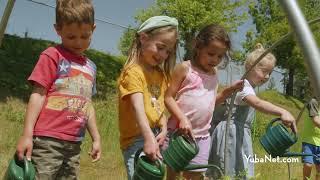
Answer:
[{"xmin": 117, "ymin": 15, "xmax": 178, "ymax": 179}]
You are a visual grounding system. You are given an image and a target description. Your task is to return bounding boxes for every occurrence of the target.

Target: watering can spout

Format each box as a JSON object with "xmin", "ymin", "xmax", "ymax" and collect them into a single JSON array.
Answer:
[
  {"xmin": 183, "ymin": 164, "xmax": 219, "ymax": 171},
  {"xmin": 183, "ymin": 164, "xmax": 224, "ymax": 177},
  {"xmin": 282, "ymin": 152, "xmax": 318, "ymax": 158}
]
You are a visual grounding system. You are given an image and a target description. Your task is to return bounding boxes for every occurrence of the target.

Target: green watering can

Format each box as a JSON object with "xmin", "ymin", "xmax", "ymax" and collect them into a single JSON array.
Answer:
[
  {"xmin": 133, "ymin": 131, "xmax": 223, "ymax": 179},
  {"xmin": 5, "ymin": 155, "xmax": 35, "ymax": 180},
  {"xmin": 133, "ymin": 148, "xmax": 165, "ymax": 180},
  {"xmin": 260, "ymin": 118, "xmax": 317, "ymax": 158},
  {"xmin": 162, "ymin": 131, "xmax": 222, "ymax": 174}
]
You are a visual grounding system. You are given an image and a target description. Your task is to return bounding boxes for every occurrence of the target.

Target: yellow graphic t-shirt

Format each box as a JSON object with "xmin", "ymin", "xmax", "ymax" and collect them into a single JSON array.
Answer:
[{"xmin": 118, "ymin": 64, "xmax": 168, "ymax": 150}]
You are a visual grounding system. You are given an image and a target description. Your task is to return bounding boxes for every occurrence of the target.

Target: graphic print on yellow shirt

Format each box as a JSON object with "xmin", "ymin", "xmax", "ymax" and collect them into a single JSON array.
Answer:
[{"xmin": 118, "ymin": 64, "xmax": 167, "ymax": 150}]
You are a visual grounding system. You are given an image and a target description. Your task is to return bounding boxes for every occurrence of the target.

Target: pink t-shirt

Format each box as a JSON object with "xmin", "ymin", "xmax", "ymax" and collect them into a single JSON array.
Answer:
[
  {"xmin": 167, "ymin": 61, "xmax": 218, "ymax": 137},
  {"xmin": 28, "ymin": 45, "xmax": 96, "ymax": 142}
]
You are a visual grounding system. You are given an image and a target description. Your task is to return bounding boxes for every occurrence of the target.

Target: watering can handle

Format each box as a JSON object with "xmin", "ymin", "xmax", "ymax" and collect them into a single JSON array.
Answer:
[
  {"xmin": 23, "ymin": 158, "xmax": 32, "ymax": 180},
  {"xmin": 171, "ymin": 130, "xmax": 199, "ymax": 154},
  {"xmin": 267, "ymin": 118, "xmax": 297, "ymax": 134},
  {"xmin": 133, "ymin": 148, "xmax": 165, "ymax": 173},
  {"xmin": 134, "ymin": 148, "xmax": 144, "ymax": 170},
  {"xmin": 187, "ymin": 134, "xmax": 199, "ymax": 154}
]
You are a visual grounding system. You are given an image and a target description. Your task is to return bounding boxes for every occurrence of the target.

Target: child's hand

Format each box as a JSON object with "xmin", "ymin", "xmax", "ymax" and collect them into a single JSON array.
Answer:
[
  {"xmin": 88, "ymin": 140, "xmax": 101, "ymax": 162},
  {"xmin": 155, "ymin": 128, "xmax": 167, "ymax": 146},
  {"xmin": 231, "ymin": 80, "xmax": 244, "ymax": 92},
  {"xmin": 280, "ymin": 110, "xmax": 297, "ymax": 132},
  {"xmin": 16, "ymin": 136, "xmax": 33, "ymax": 161},
  {"xmin": 179, "ymin": 118, "xmax": 193, "ymax": 138},
  {"xmin": 144, "ymin": 136, "xmax": 161, "ymax": 161}
]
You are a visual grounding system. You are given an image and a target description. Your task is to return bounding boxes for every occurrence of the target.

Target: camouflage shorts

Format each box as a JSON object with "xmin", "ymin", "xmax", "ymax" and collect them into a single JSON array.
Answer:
[{"xmin": 32, "ymin": 136, "xmax": 81, "ymax": 180}]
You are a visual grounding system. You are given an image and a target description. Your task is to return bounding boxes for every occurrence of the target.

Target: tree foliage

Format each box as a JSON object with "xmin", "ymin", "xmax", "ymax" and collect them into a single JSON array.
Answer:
[
  {"xmin": 118, "ymin": 26, "xmax": 136, "ymax": 56},
  {"xmin": 118, "ymin": 0, "xmax": 248, "ymax": 60},
  {"xmin": 244, "ymin": 0, "xmax": 320, "ymax": 98}
]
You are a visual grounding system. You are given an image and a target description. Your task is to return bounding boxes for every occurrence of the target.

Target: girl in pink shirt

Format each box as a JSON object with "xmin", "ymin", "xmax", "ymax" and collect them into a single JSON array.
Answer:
[{"xmin": 164, "ymin": 24, "xmax": 243, "ymax": 180}]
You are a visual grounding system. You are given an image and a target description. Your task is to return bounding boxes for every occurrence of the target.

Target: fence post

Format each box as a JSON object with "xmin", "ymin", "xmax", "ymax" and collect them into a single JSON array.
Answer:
[{"xmin": 0, "ymin": 0, "xmax": 16, "ymax": 47}]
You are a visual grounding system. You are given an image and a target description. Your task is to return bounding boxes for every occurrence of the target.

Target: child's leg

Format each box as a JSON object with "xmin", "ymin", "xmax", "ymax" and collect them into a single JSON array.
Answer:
[
  {"xmin": 32, "ymin": 137, "xmax": 68, "ymax": 180},
  {"xmin": 183, "ymin": 136, "xmax": 211, "ymax": 180},
  {"xmin": 122, "ymin": 136, "xmax": 144, "ymax": 180},
  {"xmin": 205, "ymin": 128, "xmax": 224, "ymax": 180},
  {"xmin": 166, "ymin": 167, "xmax": 180, "ymax": 180},
  {"xmin": 314, "ymin": 144, "xmax": 320, "ymax": 180},
  {"xmin": 182, "ymin": 171, "xmax": 204, "ymax": 180},
  {"xmin": 55, "ymin": 140, "xmax": 81, "ymax": 180},
  {"xmin": 315, "ymin": 164, "xmax": 320, "ymax": 180},
  {"xmin": 303, "ymin": 163, "xmax": 313, "ymax": 180},
  {"xmin": 302, "ymin": 143, "xmax": 315, "ymax": 180}
]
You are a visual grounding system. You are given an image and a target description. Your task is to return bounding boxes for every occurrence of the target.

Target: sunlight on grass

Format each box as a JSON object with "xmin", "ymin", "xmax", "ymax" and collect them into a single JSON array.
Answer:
[
  {"xmin": 1, "ymin": 91, "xmax": 318, "ymax": 180},
  {"xmin": 0, "ymin": 97, "xmax": 25, "ymax": 177},
  {"xmin": 0, "ymin": 95, "xmax": 127, "ymax": 179}
]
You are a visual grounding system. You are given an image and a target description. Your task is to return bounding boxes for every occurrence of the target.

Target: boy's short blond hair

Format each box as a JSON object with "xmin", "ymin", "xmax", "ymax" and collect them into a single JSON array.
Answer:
[{"xmin": 56, "ymin": 0, "xmax": 94, "ymax": 27}]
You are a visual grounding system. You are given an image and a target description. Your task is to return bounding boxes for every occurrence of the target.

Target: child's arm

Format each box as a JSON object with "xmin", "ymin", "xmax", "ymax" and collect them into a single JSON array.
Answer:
[
  {"xmin": 164, "ymin": 62, "xmax": 192, "ymax": 136},
  {"xmin": 129, "ymin": 93, "xmax": 160, "ymax": 161},
  {"xmin": 86, "ymin": 107, "xmax": 101, "ymax": 162},
  {"xmin": 311, "ymin": 115, "xmax": 320, "ymax": 128},
  {"xmin": 244, "ymin": 95, "xmax": 295, "ymax": 126},
  {"xmin": 16, "ymin": 83, "xmax": 47, "ymax": 160},
  {"xmin": 307, "ymin": 99, "xmax": 320, "ymax": 128},
  {"xmin": 216, "ymin": 80, "xmax": 244, "ymax": 105},
  {"xmin": 155, "ymin": 113, "xmax": 167, "ymax": 146}
]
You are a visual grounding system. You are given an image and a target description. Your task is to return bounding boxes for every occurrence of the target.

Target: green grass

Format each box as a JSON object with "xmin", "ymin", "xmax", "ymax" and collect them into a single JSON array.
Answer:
[
  {"xmin": 1, "ymin": 35, "xmax": 318, "ymax": 180},
  {"xmin": 0, "ymin": 95, "xmax": 127, "ymax": 179},
  {"xmin": 79, "ymin": 95, "xmax": 126, "ymax": 179},
  {"xmin": 0, "ymin": 97, "xmax": 25, "ymax": 174},
  {"xmin": 1, "ymin": 90, "xmax": 317, "ymax": 180}
]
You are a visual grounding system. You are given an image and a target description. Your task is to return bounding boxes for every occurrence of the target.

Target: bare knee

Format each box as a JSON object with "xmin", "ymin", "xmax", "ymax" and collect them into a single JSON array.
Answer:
[
  {"xmin": 304, "ymin": 163, "xmax": 313, "ymax": 180},
  {"xmin": 166, "ymin": 167, "xmax": 180, "ymax": 180},
  {"xmin": 316, "ymin": 164, "xmax": 320, "ymax": 172},
  {"xmin": 304, "ymin": 163, "xmax": 313, "ymax": 169},
  {"xmin": 183, "ymin": 171, "xmax": 204, "ymax": 180}
]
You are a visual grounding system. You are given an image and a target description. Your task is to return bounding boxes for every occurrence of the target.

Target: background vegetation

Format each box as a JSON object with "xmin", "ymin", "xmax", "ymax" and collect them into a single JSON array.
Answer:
[
  {"xmin": 118, "ymin": 0, "xmax": 248, "ymax": 60},
  {"xmin": 0, "ymin": 35, "xmax": 316, "ymax": 179},
  {"xmin": 118, "ymin": 0, "xmax": 320, "ymax": 100},
  {"xmin": 244, "ymin": 0, "xmax": 320, "ymax": 98}
]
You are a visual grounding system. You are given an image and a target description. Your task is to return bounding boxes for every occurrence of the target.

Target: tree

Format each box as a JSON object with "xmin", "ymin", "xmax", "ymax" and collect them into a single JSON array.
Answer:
[
  {"xmin": 244, "ymin": 0, "xmax": 320, "ymax": 97},
  {"xmin": 118, "ymin": 0, "xmax": 248, "ymax": 60},
  {"xmin": 118, "ymin": 26, "xmax": 136, "ymax": 56}
]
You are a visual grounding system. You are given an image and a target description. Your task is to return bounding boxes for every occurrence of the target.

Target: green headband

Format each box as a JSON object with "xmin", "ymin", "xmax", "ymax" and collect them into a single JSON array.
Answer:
[{"xmin": 137, "ymin": 15, "xmax": 178, "ymax": 33}]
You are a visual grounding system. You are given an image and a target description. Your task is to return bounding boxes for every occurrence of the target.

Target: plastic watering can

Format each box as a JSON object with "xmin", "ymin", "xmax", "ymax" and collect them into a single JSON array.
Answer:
[
  {"xmin": 260, "ymin": 118, "xmax": 317, "ymax": 158},
  {"xmin": 162, "ymin": 131, "xmax": 222, "ymax": 173},
  {"xmin": 5, "ymin": 155, "xmax": 35, "ymax": 180},
  {"xmin": 133, "ymin": 148, "xmax": 165, "ymax": 180}
]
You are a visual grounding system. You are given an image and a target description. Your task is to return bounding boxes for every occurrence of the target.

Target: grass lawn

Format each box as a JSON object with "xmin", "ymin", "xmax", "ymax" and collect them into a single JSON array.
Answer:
[
  {"xmin": 0, "ymin": 90, "xmax": 317, "ymax": 180},
  {"xmin": 0, "ymin": 95, "xmax": 127, "ymax": 180}
]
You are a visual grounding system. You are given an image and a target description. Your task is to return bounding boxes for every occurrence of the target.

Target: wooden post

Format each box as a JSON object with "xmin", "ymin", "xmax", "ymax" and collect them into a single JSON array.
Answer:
[{"xmin": 0, "ymin": 0, "xmax": 16, "ymax": 47}]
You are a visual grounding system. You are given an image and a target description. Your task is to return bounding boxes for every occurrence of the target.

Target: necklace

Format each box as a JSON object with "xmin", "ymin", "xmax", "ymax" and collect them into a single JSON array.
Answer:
[{"xmin": 144, "ymin": 66, "xmax": 162, "ymax": 117}]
